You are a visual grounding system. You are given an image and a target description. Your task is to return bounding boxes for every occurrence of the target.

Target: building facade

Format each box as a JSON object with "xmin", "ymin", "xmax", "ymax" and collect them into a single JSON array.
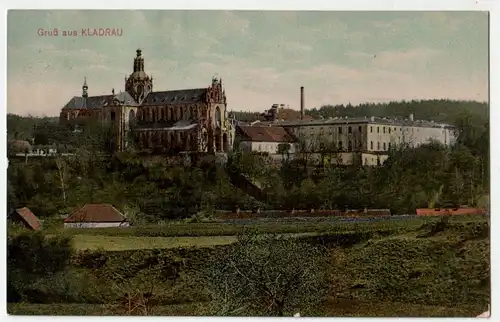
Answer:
[
  {"xmin": 236, "ymin": 125, "xmax": 298, "ymax": 161},
  {"xmin": 59, "ymin": 49, "xmax": 234, "ymax": 154},
  {"xmin": 257, "ymin": 113, "xmax": 456, "ymax": 166}
]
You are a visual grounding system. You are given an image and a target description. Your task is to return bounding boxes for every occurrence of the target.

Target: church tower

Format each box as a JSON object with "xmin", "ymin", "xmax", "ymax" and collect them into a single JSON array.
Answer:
[
  {"xmin": 125, "ymin": 49, "xmax": 153, "ymax": 103},
  {"xmin": 82, "ymin": 76, "xmax": 88, "ymax": 98},
  {"xmin": 82, "ymin": 76, "xmax": 88, "ymax": 108}
]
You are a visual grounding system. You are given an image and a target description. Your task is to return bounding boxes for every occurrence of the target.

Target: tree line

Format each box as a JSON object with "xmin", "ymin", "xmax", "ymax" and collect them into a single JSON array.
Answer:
[{"xmin": 7, "ymin": 99, "xmax": 489, "ymax": 219}]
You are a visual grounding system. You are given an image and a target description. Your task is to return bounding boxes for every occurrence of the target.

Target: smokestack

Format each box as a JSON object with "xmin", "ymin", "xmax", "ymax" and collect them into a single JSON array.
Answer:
[{"xmin": 300, "ymin": 86, "xmax": 304, "ymax": 120}]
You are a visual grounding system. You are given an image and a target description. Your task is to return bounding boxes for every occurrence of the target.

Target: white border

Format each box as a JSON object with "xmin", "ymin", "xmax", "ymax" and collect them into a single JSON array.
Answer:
[{"xmin": 0, "ymin": 1, "xmax": 496, "ymax": 322}]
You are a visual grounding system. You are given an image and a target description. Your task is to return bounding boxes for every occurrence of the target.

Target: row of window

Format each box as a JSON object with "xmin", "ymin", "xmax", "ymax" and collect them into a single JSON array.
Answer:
[
  {"xmin": 314, "ymin": 125, "xmax": 363, "ymax": 135},
  {"xmin": 369, "ymin": 126, "xmax": 425, "ymax": 134},
  {"xmin": 370, "ymin": 126, "xmax": 399, "ymax": 134},
  {"xmin": 370, "ymin": 141, "xmax": 392, "ymax": 151}
]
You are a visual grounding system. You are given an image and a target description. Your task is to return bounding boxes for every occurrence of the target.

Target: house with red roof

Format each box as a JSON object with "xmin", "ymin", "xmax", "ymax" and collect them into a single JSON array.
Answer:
[
  {"xmin": 236, "ymin": 125, "xmax": 298, "ymax": 159},
  {"xmin": 8, "ymin": 207, "xmax": 42, "ymax": 231},
  {"xmin": 63, "ymin": 204, "xmax": 130, "ymax": 228}
]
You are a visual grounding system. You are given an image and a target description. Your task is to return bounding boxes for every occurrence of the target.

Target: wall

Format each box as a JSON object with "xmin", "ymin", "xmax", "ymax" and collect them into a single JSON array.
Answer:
[
  {"xmin": 239, "ymin": 141, "xmax": 297, "ymax": 154},
  {"xmin": 361, "ymin": 153, "xmax": 389, "ymax": 166},
  {"xmin": 366, "ymin": 123, "xmax": 456, "ymax": 152},
  {"xmin": 64, "ymin": 222, "xmax": 130, "ymax": 228},
  {"xmin": 287, "ymin": 123, "xmax": 367, "ymax": 152}
]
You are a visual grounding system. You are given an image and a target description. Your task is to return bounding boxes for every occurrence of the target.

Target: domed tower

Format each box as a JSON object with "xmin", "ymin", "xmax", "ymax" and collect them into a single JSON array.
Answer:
[{"xmin": 125, "ymin": 49, "xmax": 153, "ymax": 103}]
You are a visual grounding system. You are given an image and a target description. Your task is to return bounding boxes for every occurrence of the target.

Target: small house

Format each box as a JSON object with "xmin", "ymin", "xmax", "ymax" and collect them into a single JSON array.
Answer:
[
  {"xmin": 64, "ymin": 204, "xmax": 130, "ymax": 228},
  {"xmin": 8, "ymin": 207, "xmax": 42, "ymax": 231}
]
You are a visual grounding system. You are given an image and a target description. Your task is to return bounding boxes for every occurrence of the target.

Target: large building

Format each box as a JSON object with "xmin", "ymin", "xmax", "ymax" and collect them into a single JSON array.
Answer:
[
  {"xmin": 259, "ymin": 113, "xmax": 456, "ymax": 166},
  {"xmin": 59, "ymin": 49, "xmax": 234, "ymax": 154}
]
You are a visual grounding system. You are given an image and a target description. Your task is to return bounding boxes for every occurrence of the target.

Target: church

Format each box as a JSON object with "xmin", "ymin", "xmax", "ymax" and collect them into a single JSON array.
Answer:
[{"xmin": 59, "ymin": 49, "xmax": 234, "ymax": 154}]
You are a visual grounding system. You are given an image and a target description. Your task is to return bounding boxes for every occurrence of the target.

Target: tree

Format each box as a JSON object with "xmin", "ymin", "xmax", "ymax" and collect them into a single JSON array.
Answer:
[
  {"xmin": 7, "ymin": 231, "xmax": 73, "ymax": 302},
  {"xmin": 200, "ymin": 233, "xmax": 330, "ymax": 316}
]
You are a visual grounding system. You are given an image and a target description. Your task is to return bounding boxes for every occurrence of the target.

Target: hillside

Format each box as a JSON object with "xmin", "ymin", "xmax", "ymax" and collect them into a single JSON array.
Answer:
[
  {"xmin": 229, "ymin": 99, "xmax": 489, "ymax": 125},
  {"xmin": 307, "ymin": 99, "xmax": 488, "ymax": 124},
  {"xmin": 7, "ymin": 114, "xmax": 59, "ymax": 142},
  {"xmin": 7, "ymin": 216, "xmax": 490, "ymax": 317}
]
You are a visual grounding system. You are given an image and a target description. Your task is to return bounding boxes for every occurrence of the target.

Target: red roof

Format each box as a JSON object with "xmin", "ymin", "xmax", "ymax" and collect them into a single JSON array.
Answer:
[
  {"xmin": 64, "ymin": 204, "xmax": 127, "ymax": 223},
  {"xmin": 238, "ymin": 126, "xmax": 298, "ymax": 143},
  {"xmin": 10, "ymin": 207, "xmax": 41, "ymax": 230}
]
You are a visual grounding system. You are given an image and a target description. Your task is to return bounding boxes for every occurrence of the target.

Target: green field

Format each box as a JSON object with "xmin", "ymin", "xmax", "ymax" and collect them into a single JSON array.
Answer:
[
  {"xmin": 9, "ymin": 215, "xmax": 490, "ymax": 317},
  {"xmin": 71, "ymin": 235, "xmax": 238, "ymax": 251},
  {"xmin": 61, "ymin": 215, "xmax": 483, "ymax": 238}
]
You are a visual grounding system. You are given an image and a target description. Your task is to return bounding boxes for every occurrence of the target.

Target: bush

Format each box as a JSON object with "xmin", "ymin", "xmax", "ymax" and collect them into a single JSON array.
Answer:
[{"xmin": 7, "ymin": 231, "xmax": 74, "ymax": 302}]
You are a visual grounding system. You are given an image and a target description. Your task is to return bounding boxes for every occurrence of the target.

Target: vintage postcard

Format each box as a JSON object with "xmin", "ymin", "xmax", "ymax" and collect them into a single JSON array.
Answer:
[{"xmin": 6, "ymin": 9, "xmax": 490, "ymax": 317}]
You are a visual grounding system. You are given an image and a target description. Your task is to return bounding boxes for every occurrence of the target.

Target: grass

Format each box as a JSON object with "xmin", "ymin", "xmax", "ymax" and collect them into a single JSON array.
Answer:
[
  {"xmin": 61, "ymin": 215, "xmax": 486, "ymax": 238},
  {"xmin": 71, "ymin": 235, "xmax": 238, "ymax": 251},
  {"xmin": 7, "ymin": 300, "xmax": 485, "ymax": 317},
  {"xmin": 71, "ymin": 233, "xmax": 320, "ymax": 251},
  {"xmin": 8, "ymin": 214, "xmax": 489, "ymax": 317}
]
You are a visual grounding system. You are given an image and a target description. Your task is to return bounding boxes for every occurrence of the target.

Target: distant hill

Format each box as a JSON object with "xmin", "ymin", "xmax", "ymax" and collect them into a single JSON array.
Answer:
[
  {"xmin": 7, "ymin": 114, "xmax": 59, "ymax": 141},
  {"xmin": 230, "ymin": 99, "xmax": 488, "ymax": 125},
  {"xmin": 307, "ymin": 99, "xmax": 489, "ymax": 124}
]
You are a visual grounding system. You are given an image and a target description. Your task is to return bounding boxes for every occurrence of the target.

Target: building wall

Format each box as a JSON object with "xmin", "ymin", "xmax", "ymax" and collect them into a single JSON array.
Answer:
[
  {"xmin": 64, "ymin": 222, "xmax": 130, "ymax": 228},
  {"xmin": 239, "ymin": 141, "xmax": 297, "ymax": 154},
  {"xmin": 366, "ymin": 123, "xmax": 456, "ymax": 152},
  {"xmin": 286, "ymin": 123, "xmax": 367, "ymax": 152},
  {"xmin": 361, "ymin": 153, "xmax": 389, "ymax": 166}
]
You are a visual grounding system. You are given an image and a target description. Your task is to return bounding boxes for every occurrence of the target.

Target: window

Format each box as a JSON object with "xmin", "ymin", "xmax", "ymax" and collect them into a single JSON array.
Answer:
[
  {"xmin": 388, "ymin": 142, "xmax": 391, "ymax": 150},
  {"xmin": 377, "ymin": 141, "xmax": 380, "ymax": 150},
  {"xmin": 370, "ymin": 126, "xmax": 373, "ymax": 133},
  {"xmin": 348, "ymin": 126, "xmax": 352, "ymax": 134},
  {"xmin": 319, "ymin": 127, "xmax": 324, "ymax": 134},
  {"xmin": 383, "ymin": 127, "xmax": 386, "ymax": 134},
  {"xmin": 388, "ymin": 127, "xmax": 391, "ymax": 134},
  {"xmin": 370, "ymin": 141, "xmax": 373, "ymax": 150},
  {"xmin": 358, "ymin": 126, "xmax": 362, "ymax": 132},
  {"xmin": 377, "ymin": 127, "xmax": 380, "ymax": 133},
  {"xmin": 383, "ymin": 142, "xmax": 386, "ymax": 150},
  {"xmin": 110, "ymin": 111, "xmax": 116, "ymax": 121},
  {"xmin": 348, "ymin": 141, "xmax": 352, "ymax": 151},
  {"xmin": 338, "ymin": 127, "xmax": 342, "ymax": 134},
  {"xmin": 338, "ymin": 141, "xmax": 343, "ymax": 150}
]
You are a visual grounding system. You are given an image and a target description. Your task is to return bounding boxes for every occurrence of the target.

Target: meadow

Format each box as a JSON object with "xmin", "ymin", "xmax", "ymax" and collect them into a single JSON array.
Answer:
[{"xmin": 8, "ymin": 215, "xmax": 490, "ymax": 317}]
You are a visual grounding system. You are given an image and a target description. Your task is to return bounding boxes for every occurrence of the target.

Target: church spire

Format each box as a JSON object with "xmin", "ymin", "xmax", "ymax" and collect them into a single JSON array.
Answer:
[
  {"xmin": 82, "ymin": 76, "xmax": 88, "ymax": 98},
  {"xmin": 133, "ymin": 48, "xmax": 144, "ymax": 72}
]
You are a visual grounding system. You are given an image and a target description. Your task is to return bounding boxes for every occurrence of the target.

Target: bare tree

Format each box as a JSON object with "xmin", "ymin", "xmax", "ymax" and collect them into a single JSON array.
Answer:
[
  {"xmin": 199, "ymin": 233, "xmax": 330, "ymax": 316},
  {"xmin": 54, "ymin": 155, "xmax": 69, "ymax": 204}
]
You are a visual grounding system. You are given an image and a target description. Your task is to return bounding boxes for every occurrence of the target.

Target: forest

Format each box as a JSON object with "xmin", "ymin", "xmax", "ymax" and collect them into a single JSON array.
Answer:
[{"xmin": 7, "ymin": 99, "xmax": 490, "ymax": 220}]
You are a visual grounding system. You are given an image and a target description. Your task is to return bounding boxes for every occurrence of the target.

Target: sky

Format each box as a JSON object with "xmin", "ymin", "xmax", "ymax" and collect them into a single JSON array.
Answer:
[{"xmin": 7, "ymin": 10, "xmax": 489, "ymax": 116}]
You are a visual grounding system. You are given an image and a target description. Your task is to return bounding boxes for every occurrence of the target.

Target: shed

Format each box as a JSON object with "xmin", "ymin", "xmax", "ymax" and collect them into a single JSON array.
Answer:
[
  {"xmin": 64, "ymin": 204, "xmax": 130, "ymax": 228},
  {"xmin": 8, "ymin": 207, "xmax": 42, "ymax": 230}
]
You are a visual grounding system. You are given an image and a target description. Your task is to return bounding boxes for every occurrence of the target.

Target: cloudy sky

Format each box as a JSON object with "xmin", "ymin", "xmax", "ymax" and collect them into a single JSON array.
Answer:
[{"xmin": 7, "ymin": 10, "xmax": 488, "ymax": 116}]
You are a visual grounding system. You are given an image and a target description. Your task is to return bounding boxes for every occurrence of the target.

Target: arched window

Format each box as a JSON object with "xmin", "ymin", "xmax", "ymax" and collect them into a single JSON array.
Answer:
[
  {"xmin": 215, "ymin": 106, "xmax": 221, "ymax": 127},
  {"xmin": 129, "ymin": 110, "xmax": 136, "ymax": 126}
]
